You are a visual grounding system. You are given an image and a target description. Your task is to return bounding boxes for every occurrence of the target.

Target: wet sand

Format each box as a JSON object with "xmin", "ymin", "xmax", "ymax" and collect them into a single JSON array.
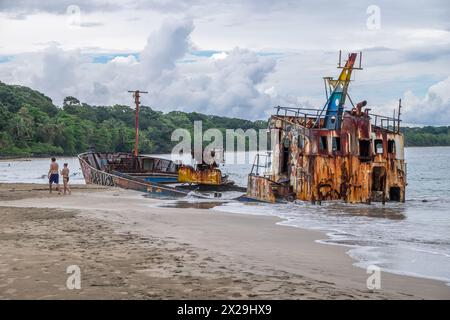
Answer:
[{"xmin": 0, "ymin": 183, "xmax": 449, "ymax": 299}]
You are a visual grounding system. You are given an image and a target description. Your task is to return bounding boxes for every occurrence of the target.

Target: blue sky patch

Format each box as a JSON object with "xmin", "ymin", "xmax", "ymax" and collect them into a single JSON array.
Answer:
[
  {"xmin": 92, "ymin": 53, "xmax": 139, "ymax": 64},
  {"xmin": 0, "ymin": 55, "xmax": 12, "ymax": 63},
  {"xmin": 191, "ymin": 50, "xmax": 221, "ymax": 57}
]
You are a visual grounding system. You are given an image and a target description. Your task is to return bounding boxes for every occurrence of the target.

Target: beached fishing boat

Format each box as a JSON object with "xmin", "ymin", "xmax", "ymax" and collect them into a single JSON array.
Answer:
[
  {"xmin": 78, "ymin": 150, "xmax": 239, "ymax": 196},
  {"xmin": 246, "ymin": 52, "xmax": 407, "ymax": 204},
  {"xmin": 78, "ymin": 151, "xmax": 192, "ymax": 197}
]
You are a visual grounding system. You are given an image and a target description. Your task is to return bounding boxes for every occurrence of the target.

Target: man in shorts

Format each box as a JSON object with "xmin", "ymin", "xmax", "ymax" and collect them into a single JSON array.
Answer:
[{"xmin": 48, "ymin": 157, "xmax": 61, "ymax": 194}]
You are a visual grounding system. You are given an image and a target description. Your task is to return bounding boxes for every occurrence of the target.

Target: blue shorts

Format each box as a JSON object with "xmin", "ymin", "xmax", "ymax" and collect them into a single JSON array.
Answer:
[{"xmin": 49, "ymin": 174, "xmax": 59, "ymax": 184}]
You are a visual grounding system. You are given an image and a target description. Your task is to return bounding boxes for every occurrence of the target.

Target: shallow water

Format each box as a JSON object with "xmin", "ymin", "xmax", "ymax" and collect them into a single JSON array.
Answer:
[
  {"xmin": 214, "ymin": 147, "xmax": 450, "ymax": 285},
  {"xmin": 1, "ymin": 147, "xmax": 449, "ymax": 285},
  {"xmin": 0, "ymin": 157, "xmax": 85, "ymax": 184}
]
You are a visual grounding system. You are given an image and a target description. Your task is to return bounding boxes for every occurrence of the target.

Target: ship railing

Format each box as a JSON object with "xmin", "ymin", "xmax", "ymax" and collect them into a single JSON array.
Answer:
[
  {"xmin": 274, "ymin": 106, "xmax": 402, "ymax": 133},
  {"xmin": 371, "ymin": 113, "xmax": 402, "ymax": 133},
  {"xmin": 250, "ymin": 152, "xmax": 273, "ymax": 177},
  {"xmin": 274, "ymin": 106, "xmax": 326, "ymax": 129},
  {"xmin": 275, "ymin": 106, "xmax": 324, "ymax": 120}
]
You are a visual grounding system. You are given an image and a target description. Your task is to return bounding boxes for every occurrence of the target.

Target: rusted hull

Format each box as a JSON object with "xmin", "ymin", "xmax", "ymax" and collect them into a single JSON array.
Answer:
[
  {"xmin": 288, "ymin": 155, "xmax": 406, "ymax": 203},
  {"xmin": 178, "ymin": 165, "xmax": 223, "ymax": 185}
]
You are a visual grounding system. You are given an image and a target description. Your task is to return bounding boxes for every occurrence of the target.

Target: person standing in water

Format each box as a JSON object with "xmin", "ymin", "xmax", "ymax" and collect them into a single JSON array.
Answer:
[
  {"xmin": 48, "ymin": 157, "xmax": 60, "ymax": 194},
  {"xmin": 61, "ymin": 163, "xmax": 71, "ymax": 195}
]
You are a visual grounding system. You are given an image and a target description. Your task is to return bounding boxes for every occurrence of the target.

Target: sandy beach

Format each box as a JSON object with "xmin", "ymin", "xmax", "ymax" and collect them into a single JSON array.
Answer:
[{"xmin": 0, "ymin": 183, "xmax": 448, "ymax": 299}]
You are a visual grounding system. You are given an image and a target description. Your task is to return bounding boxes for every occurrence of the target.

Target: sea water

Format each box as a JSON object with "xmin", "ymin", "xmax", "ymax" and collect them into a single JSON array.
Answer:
[
  {"xmin": 215, "ymin": 147, "xmax": 450, "ymax": 285},
  {"xmin": 0, "ymin": 157, "xmax": 85, "ymax": 184}
]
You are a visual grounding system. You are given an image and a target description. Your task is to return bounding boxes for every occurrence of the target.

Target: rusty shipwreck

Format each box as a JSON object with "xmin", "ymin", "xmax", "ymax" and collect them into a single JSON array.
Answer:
[{"xmin": 246, "ymin": 52, "xmax": 407, "ymax": 204}]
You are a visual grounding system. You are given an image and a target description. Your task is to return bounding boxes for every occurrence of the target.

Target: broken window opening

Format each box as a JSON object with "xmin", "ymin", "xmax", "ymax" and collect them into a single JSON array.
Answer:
[
  {"xmin": 298, "ymin": 136, "xmax": 304, "ymax": 149},
  {"xmin": 374, "ymin": 139, "xmax": 383, "ymax": 154},
  {"xmin": 332, "ymin": 137, "xmax": 341, "ymax": 152},
  {"xmin": 372, "ymin": 167, "xmax": 386, "ymax": 191},
  {"xmin": 281, "ymin": 145, "xmax": 289, "ymax": 174},
  {"xmin": 388, "ymin": 140, "xmax": 396, "ymax": 154},
  {"xmin": 359, "ymin": 139, "xmax": 371, "ymax": 162},
  {"xmin": 283, "ymin": 136, "xmax": 291, "ymax": 148},
  {"xmin": 319, "ymin": 136, "xmax": 328, "ymax": 152},
  {"xmin": 389, "ymin": 187, "xmax": 401, "ymax": 202}
]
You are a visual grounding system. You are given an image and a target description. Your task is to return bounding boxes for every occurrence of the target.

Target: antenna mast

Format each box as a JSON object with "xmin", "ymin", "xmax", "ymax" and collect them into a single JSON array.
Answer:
[{"xmin": 128, "ymin": 90, "xmax": 148, "ymax": 157}]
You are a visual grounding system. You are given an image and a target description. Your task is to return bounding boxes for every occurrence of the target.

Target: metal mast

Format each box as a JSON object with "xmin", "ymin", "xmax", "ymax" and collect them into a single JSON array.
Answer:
[{"xmin": 128, "ymin": 90, "xmax": 148, "ymax": 157}]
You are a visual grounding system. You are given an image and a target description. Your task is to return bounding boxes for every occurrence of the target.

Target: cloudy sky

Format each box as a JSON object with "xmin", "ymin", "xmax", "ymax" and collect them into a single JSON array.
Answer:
[{"xmin": 0, "ymin": 0, "xmax": 449, "ymax": 125}]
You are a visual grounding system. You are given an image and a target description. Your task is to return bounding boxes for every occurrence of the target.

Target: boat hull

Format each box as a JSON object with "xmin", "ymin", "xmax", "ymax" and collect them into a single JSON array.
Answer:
[{"xmin": 78, "ymin": 152, "xmax": 189, "ymax": 198}]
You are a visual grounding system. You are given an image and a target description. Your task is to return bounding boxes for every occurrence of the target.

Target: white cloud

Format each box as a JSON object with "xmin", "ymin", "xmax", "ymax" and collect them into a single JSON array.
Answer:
[
  {"xmin": 211, "ymin": 52, "xmax": 227, "ymax": 60},
  {"xmin": 400, "ymin": 76, "xmax": 450, "ymax": 125},
  {"xmin": 109, "ymin": 55, "xmax": 138, "ymax": 65},
  {"xmin": 0, "ymin": 0, "xmax": 449, "ymax": 125},
  {"xmin": 140, "ymin": 18, "xmax": 194, "ymax": 80},
  {"xmin": 0, "ymin": 18, "xmax": 277, "ymax": 119},
  {"xmin": 141, "ymin": 45, "xmax": 276, "ymax": 118},
  {"xmin": 1, "ymin": 45, "xmax": 85, "ymax": 103},
  {"xmin": 2, "ymin": 0, "xmax": 450, "ymax": 55}
]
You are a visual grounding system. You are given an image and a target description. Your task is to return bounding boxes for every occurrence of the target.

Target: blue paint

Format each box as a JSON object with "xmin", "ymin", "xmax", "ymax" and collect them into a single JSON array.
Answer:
[
  {"xmin": 324, "ymin": 91, "xmax": 344, "ymax": 129},
  {"xmin": 144, "ymin": 176, "xmax": 179, "ymax": 183}
]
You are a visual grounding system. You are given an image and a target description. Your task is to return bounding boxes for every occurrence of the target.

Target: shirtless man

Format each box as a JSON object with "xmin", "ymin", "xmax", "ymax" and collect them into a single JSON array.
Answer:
[
  {"xmin": 60, "ymin": 163, "xmax": 71, "ymax": 195},
  {"xmin": 48, "ymin": 157, "xmax": 60, "ymax": 194}
]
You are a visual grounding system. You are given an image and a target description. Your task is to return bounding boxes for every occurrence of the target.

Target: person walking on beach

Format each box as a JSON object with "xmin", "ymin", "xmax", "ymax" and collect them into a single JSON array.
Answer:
[
  {"xmin": 48, "ymin": 157, "xmax": 60, "ymax": 194},
  {"xmin": 60, "ymin": 163, "xmax": 71, "ymax": 195}
]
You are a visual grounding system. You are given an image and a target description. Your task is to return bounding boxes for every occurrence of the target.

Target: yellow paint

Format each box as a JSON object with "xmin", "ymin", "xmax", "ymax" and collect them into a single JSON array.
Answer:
[{"xmin": 178, "ymin": 165, "xmax": 222, "ymax": 185}]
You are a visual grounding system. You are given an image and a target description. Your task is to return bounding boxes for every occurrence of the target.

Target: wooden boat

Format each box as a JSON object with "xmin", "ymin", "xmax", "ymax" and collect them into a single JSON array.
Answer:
[{"xmin": 78, "ymin": 151, "xmax": 194, "ymax": 198}]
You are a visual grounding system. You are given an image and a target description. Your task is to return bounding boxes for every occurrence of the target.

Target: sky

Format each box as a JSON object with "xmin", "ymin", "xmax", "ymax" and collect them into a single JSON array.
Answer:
[{"xmin": 0, "ymin": 0, "xmax": 449, "ymax": 125}]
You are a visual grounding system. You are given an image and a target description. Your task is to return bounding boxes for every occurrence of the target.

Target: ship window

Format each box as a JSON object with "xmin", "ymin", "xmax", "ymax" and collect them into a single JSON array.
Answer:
[
  {"xmin": 389, "ymin": 187, "xmax": 401, "ymax": 202},
  {"xmin": 388, "ymin": 140, "xmax": 396, "ymax": 153},
  {"xmin": 374, "ymin": 139, "xmax": 383, "ymax": 154},
  {"xmin": 332, "ymin": 137, "xmax": 341, "ymax": 152},
  {"xmin": 372, "ymin": 167, "xmax": 386, "ymax": 191},
  {"xmin": 281, "ymin": 145, "xmax": 289, "ymax": 174},
  {"xmin": 283, "ymin": 137, "xmax": 291, "ymax": 148},
  {"xmin": 359, "ymin": 139, "xmax": 371, "ymax": 162},
  {"xmin": 298, "ymin": 136, "xmax": 304, "ymax": 149},
  {"xmin": 319, "ymin": 136, "xmax": 328, "ymax": 151}
]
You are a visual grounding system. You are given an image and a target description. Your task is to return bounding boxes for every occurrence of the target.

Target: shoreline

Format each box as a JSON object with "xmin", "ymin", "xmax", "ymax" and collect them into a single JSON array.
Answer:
[
  {"xmin": 213, "ymin": 202, "xmax": 450, "ymax": 288},
  {"xmin": 280, "ymin": 222, "xmax": 450, "ymax": 287},
  {"xmin": 1, "ymin": 145, "xmax": 450, "ymax": 161},
  {"xmin": 0, "ymin": 183, "xmax": 449, "ymax": 299},
  {"xmin": 317, "ymin": 233, "xmax": 450, "ymax": 287}
]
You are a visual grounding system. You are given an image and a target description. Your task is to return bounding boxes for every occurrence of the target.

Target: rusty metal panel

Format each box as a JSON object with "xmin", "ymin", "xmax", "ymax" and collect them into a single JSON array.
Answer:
[
  {"xmin": 246, "ymin": 175, "xmax": 276, "ymax": 203},
  {"xmin": 178, "ymin": 165, "xmax": 222, "ymax": 185}
]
